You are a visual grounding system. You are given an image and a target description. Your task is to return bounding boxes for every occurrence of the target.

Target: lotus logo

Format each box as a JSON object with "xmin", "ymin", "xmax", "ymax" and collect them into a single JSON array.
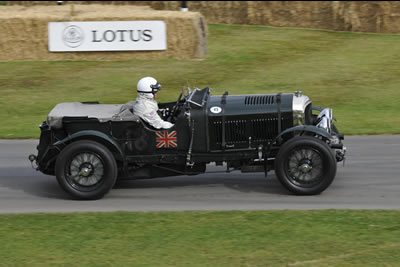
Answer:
[{"xmin": 62, "ymin": 25, "xmax": 84, "ymax": 48}]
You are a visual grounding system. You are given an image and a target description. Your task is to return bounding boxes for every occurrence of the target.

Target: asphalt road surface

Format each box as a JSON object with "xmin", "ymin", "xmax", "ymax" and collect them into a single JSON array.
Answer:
[{"xmin": 0, "ymin": 136, "xmax": 399, "ymax": 214}]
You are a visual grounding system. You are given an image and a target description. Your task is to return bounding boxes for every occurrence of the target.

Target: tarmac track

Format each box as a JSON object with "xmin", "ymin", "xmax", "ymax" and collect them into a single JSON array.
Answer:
[{"xmin": 0, "ymin": 136, "xmax": 399, "ymax": 214}]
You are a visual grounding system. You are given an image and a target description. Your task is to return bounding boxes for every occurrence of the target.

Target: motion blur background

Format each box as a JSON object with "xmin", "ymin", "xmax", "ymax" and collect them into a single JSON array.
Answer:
[{"xmin": 1, "ymin": 1, "xmax": 400, "ymax": 137}]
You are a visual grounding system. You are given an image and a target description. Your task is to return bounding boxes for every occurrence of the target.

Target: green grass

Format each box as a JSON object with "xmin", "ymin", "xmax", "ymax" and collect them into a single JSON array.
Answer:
[
  {"xmin": 1, "ymin": 210, "xmax": 400, "ymax": 266},
  {"xmin": 1, "ymin": 24, "xmax": 400, "ymax": 138}
]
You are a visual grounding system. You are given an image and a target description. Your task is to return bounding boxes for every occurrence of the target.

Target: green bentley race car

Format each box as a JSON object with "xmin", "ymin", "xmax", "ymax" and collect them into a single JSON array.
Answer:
[{"xmin": 29, "ymin": 88, "xmax": 346, "ymax": 200}]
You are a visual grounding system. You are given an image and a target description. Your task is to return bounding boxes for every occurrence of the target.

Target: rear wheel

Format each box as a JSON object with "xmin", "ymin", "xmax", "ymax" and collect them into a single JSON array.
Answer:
[
  {"xmin": 55, "ymin": 140, "xmax": 118, "ymax": 200},
  {"xmin": 274, "ymin": 136, "xmax": 337, "ymax": 195}
]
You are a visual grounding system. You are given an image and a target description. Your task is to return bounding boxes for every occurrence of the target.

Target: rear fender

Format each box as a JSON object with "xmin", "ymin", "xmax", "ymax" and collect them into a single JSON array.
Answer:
[{"xmin": 53, "ymin": 130, "xmax": 124, "ymax": 161}]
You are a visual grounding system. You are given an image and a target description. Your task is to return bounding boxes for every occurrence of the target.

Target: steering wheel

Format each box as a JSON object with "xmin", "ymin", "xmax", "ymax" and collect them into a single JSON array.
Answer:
[{"xmin": 168, "ymin": 92, "xmax": 183, "ymax": 122}]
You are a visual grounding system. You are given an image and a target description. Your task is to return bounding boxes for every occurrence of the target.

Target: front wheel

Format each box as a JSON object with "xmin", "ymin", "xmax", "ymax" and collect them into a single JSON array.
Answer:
[
  {"xmin": 55, "ymin": 140, "xmax": 118, "ymax": 200},
  {"xmin": 274, "ymin": 136, "xmax": 337, "ymax": 195}
]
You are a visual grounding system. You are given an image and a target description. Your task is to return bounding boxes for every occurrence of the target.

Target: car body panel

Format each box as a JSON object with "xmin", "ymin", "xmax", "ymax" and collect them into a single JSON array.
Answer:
[{"xmin": 31, "ymin": 88, "xmax": 345, "ymax": 182}]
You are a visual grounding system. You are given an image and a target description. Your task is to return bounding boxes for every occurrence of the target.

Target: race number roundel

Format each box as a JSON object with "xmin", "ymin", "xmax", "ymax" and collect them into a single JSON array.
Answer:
[{"xmin": 210, "ymin": 106, "xmax": 222, "ymax": 114}]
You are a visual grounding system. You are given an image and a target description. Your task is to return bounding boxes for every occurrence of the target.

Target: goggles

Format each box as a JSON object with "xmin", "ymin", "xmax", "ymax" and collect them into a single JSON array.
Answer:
[
  {"xmin": 150, "ymin": 83, "xmax": 162, "ymax": 91},
  {"xmin": 138, "ymin": 83, "xmax": 162, "ymax": 94},
  {"xmin": 150, "ymin": 83, "xmax": 161, "ymax": 94}
]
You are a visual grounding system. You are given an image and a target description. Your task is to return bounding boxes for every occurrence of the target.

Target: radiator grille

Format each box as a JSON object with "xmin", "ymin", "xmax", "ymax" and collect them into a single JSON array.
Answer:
[
  {"xmin": 212, "ymin": 119, "xmax": 247, "ymax": 143},
  {"xmin": 209, "ymin": 113, "xmax": 293, "ymax": 149}
]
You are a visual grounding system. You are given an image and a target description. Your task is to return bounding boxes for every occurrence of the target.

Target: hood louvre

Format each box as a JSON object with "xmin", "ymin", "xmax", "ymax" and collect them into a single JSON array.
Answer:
[{"xmin": 245, "ymin": 95, "xmax": 275, "ymax": 105}]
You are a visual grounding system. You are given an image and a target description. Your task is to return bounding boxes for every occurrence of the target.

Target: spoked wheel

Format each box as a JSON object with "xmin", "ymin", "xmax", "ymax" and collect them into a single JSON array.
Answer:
[
  {"xmin": 66, "ymin": 152, "xmax": 105, "ymax": 189},
  {"xmin": 55, "ymin": 140, "xmax": 118, "ymax": 200},
  {"xmin": 286, "ymin": 147, "xmax": 324, "ymax": 188},
  {"xmin": 274, "ymin": 136, "xmax": 337, "ymax": 195}
]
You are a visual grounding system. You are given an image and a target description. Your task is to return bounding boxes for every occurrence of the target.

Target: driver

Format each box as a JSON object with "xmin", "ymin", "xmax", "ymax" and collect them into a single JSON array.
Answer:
[{"xmin": 133, "ymin": 77, "xmax": 174, "ymax": 129}]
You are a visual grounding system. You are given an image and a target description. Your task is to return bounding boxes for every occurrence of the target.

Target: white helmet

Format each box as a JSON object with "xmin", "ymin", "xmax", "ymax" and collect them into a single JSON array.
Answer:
[{"xmin": 137, "ymin": 77, "xmax": 162, "ymax": 94}]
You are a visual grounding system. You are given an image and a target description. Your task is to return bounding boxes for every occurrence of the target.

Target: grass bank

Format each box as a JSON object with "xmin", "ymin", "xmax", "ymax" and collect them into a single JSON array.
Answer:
[
  {"xmin": 1, "ymin": 24, "xmax": 400, "ymax": 138},
  {"xmin": 1, "ymin": 210, "xmax": 400, "ymax": 266}
]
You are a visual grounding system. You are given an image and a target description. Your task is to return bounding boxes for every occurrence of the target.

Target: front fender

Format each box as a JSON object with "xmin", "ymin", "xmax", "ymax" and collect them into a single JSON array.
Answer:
[
  {"xmin": 265, "ymin": 125, "xmax": 334, "ymax": 159},
  {"xmin": 277, "ymin": 125, "xmax": 333, "ymax": 141}
]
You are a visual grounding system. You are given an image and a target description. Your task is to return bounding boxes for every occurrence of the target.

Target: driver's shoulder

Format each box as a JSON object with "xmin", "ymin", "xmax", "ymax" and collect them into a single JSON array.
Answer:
[{"xmin": 134, "ymin": 98, "xmax": 158, "ymax": 110}]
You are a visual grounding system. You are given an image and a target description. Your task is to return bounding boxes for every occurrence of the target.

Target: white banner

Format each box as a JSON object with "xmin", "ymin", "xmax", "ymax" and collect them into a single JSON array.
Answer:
[{"xmin": 48, "ymin": 21, "xmax": 167, "ymax": 52}]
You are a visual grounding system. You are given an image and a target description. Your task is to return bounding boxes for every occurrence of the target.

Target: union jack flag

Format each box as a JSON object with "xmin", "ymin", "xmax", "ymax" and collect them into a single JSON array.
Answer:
[{"xmin": 156, "ymin": 130, "xmax": 177, "ymax": 148}]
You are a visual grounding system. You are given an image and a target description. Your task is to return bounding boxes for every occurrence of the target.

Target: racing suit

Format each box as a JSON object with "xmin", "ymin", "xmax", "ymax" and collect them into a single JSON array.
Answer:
[{"xmin": 133, "ymin": 93, "xmax": 174, "ymax": 129}]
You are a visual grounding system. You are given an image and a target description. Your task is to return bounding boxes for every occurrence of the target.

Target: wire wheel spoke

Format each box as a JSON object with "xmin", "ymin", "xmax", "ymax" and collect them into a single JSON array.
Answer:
[
  {"xmin": 66, "ymin": 152, "xmax": 104, "ymax": 188},
  {"xmin": 286, "ymin": 148, "xmax": 324, "ymax": 187}
]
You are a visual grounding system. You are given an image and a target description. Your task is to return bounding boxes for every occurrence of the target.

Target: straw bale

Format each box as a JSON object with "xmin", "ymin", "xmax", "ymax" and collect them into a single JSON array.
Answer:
[
  {"xmin": 97, "ymin": 1, "xmax": 400, "ymax": 34},
  {"xmin": 245, "ymin": 1, "xmax": 400, "ymax": 34},
  {"xmin": 8, "ymin": 1, "xmax": 400, "ymax": 34},
  {"xmin": 167, "ymin": 1, "xmax": 400, "ymax": 34},
  {"xmin": 0, "ymin": 4, "xmax": 207, "ymax": 61},
  {"xmin": 7, "ymin": 1, "xmax": 152, "ymax": 6},
  {"xmin": 157, "ymin": 1, "xmax": 249, "ymax": 25}
]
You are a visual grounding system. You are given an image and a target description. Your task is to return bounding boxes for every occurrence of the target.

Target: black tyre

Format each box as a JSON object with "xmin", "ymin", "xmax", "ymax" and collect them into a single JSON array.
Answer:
[
  {"xmin": 274, "ymin": 136, "xmax": 337, "ymax": 195},
  {"xmin": 55, "ymin": 140, "xmax": 118, "ymax": 200}
]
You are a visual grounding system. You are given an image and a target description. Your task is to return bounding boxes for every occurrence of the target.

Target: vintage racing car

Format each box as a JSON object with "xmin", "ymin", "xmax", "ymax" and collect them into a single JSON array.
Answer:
[{"xmin": 29, "ymin": 88, "xmax": 346, "ymax": 200}]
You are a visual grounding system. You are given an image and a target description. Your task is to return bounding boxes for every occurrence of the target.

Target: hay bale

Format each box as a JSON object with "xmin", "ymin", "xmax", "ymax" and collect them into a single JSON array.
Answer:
[
  {"xmin": 146, "ymin": 1, "xmax": 400, "ymax": 33},
  {"xmin": 0, "ymin": 4, "xmax": 207, "ymax": 61},
  {"xmin": 245, "ymin": 1, "xmax": 400, "ymax": 34},
  {"xmin": 247, "ymin": 1, "xmax": 336, "ymax": 30},
  {"xmin": 9, "ymin": 1, "xmax": 400, "ymax": 34},
  {"xmin": 163, "ymin": 1, "xmax": 249, "ymax": 25}
]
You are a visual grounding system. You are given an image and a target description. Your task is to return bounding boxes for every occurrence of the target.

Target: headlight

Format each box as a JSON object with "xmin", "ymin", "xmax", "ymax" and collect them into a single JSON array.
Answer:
[
  {"xmin": 316, "ymin": 108, "xmax": 333, "ymax": 133},
  {"xmin": 317, "ymin": 108, "xmax": 332, "ymax": 121}
]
